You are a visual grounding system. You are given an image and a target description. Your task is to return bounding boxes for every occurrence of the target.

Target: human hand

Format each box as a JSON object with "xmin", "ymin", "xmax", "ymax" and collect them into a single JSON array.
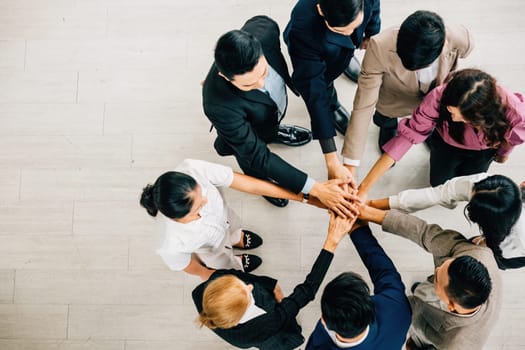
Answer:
[
  {"xmin": 327, "ymin": 160, "xmax": 356, "ymax": 189},
  {"xmin": 357, "ymin": 188, "xmax": 368, "ymax": 204},
  {"xmin": 311, "ymin": 180, "xmax": 361, "ymax": 218},
  {"xmin": 494, "ymin": 155, "xmax": 508, "ymax": 163},
  {"xmin": 324, "ymin": 211, "xmax": 358, "ymax": 252},
  {"xmin": 360, "ymin": 36, "xmax": 370, "ymax": 50},
  {"xmin": 273, "ymin": 284, "xmax": 284, "ymax": 303}
]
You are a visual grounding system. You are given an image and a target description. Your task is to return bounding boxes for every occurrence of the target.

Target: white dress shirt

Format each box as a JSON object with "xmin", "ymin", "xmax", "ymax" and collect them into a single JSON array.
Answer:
[{"xmin": 155, "ymin": 159, "xmax": 243, "ymax": 271}]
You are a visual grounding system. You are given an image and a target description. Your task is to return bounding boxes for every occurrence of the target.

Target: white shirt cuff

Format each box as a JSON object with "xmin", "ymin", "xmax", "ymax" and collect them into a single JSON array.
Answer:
[
  {"xmin": 342, "ymin": 157, "xmax": 361, "ymax": 167},
  {"xmin": 301, "ymin": 176, "xmax": 316, "ymax": 194},
  {"xmin": 388, "ymin": 195, "xmax": 400, "ymax": 210}
]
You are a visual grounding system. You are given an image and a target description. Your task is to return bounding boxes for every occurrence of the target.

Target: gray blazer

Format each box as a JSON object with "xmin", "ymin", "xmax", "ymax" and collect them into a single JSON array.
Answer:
[{"xmin": 382, "ymin": 210, "xmax": 502, "ymax": 350}]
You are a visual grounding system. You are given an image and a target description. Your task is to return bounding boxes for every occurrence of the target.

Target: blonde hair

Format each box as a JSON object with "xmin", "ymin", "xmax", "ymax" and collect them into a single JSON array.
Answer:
[{"xmin": 197, "ymin": 275, "xmax": 250, "ymax": 329}]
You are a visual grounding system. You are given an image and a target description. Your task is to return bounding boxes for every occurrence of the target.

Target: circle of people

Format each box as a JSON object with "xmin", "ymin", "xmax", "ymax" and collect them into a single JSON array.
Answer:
[{"xmin": 139, "ymin": 1, "xmax": 525, "ymax": 349}]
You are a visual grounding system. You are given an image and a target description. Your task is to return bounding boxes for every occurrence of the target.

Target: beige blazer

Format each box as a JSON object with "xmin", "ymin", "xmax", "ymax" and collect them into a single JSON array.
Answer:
[
  {"xmin": 342, "ymin": 25, "xmax": 474, "ymax": 162},
  {"xmin": 382, "ymin": 210, "xmax": 502, "ymax": 350}
]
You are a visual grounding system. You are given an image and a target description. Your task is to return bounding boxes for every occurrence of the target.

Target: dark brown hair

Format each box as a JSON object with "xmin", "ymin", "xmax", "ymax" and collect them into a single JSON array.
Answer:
[{"xmin": 439, "ymin": 69, "xmax": 510, "ymax": 148}]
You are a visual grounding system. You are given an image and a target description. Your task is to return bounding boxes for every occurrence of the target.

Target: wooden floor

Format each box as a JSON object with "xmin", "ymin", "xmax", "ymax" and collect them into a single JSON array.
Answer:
[{"xmin": 0, "ymin": 0, "xmax": 524, "ymax": 349}]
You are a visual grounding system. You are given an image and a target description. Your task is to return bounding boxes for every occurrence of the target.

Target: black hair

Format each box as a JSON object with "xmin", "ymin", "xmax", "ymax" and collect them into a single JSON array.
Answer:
[
  {"xmin": 446, "ymin": 255, "xmax": 492, "ymax": 309},
  {"xmin": 140, "ymin": 171, "xmax": 197, "ymax": 219},
  {"xmin": 318, "ymin": 0, "xmax": 364, "ymax": 27},
  {"xmin": 466, "ymin": 175, "xmax": 522, "ymax": 260},
  {"xmin": 214, "ymin": 29, "xmax": 263, "ymax": 80},
  {"xmin": 396, "ymin": 10, "xmax": 445, "ymax": 70},
  {"xmin": 321, "ymin": 272, "xmax": 375, "ymax": 339}
]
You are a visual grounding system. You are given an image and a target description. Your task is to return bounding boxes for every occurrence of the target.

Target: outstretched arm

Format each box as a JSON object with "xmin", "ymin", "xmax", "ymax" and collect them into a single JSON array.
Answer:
[
  {"xmin": 357, "ymin": 153, "xmax": 396, "ymax": 201},
  {"xmin": 230, "ymin": 172, "xmax": 303, "ymax": 202}
]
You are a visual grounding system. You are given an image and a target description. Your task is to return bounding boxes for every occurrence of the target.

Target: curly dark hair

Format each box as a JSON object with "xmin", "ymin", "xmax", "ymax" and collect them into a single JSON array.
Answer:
[{"xmin": 438, "ymin": 69, "xmax": 510, "ymax": 148}]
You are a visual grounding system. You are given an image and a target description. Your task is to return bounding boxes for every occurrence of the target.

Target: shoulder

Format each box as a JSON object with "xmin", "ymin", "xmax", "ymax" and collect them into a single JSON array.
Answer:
[
  {"xmin": 241, "ymin": 15, "xmax": 280, "ymax": 49},
  {"xmin": 203, "ymin": 64, "xmax": 238, "ymax": 104},
  {"xmin": 444, "ymin": 24, "xmax": 472, "ymax": 49},
  {"xmin": 368, "ymin": 27, "xmax": 398, "ymax": 56}
]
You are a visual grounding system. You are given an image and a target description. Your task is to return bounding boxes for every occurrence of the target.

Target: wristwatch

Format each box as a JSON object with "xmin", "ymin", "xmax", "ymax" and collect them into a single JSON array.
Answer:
[{"xmin": 302, "ymin": 192, "xmax": 310, "ymax": 203}]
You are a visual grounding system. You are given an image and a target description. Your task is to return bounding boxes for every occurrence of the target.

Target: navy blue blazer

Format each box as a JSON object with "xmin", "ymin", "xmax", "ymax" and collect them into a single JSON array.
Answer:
[
  {"xmin": 284, "ymin": 0, "xmax": 381, "ymax": 139},
  {"xmin": 305, "ymin": 226, "xmax": 411, "ymax": 350},
  {"xmin": 203, "ymin": 15, "xmax": 308, "ymax": 193}
]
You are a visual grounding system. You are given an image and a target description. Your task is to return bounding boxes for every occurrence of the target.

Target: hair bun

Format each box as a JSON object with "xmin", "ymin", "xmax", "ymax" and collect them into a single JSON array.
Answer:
[{"xmin": 140, "ymin": 184, "xmax": 158, "ymax": 217}]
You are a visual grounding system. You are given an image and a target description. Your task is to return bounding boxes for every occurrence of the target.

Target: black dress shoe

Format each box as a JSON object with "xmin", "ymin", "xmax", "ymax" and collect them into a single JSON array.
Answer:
[
  {"xmin": 275, "ymin": 124, "xmax": 312, "ymax": 147},
  {"xmin": 343, "ymin": 56, "xmax": 361, "ymax": 83},
  {"xmin": 377, "ymin": 126, "xmax": 397, "ymax": 153},
  {"xmin": 333, "ymin": 105, "xmax": 350, "ymax": 134},
  {"xmin": 238, "ymin": 230, "xmax": 263, "ymax": 250},
  {"xmin": 239, "ymin": 254, "xmax": 262, "ymax": 273},
  {"xmin": 262, "ymin": 196, "xmax": 289, "ymax": 207}
]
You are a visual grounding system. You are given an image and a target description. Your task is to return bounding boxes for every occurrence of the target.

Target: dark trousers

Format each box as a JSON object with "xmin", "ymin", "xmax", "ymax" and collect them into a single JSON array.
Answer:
[
  {"xmin": 327, "ymin": 82, "xmax": 340, "ymax": 111},
  {"xmin": 427, "ymin": 132, "xmax": 496, "ymax": 186},
  {"xmin": 372, "ymin": 111, "xmax": 397, "ymax": 130}
]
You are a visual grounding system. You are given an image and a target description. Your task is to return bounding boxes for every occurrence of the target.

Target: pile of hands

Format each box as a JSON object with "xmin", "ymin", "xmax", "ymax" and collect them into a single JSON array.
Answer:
[{"xmin": 310, "ymin": 160, "xmax": 366, "ymax": 222}]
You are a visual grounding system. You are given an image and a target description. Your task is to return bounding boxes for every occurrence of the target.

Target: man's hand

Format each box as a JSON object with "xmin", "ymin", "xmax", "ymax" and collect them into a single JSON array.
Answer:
[
  {"xmin": 327, "ymin": 160, "xmax": 356, "ymax": 189},
  {"xmin": 325, "ymin": 152, "xmax": 356, "ymax": 188},
  {"xmin": 273, "ymin": 284, "xmax": 284, "ymax": 303},
  {"xmin": 360, "ymin": 36, "xmax": 371, "ymax": 50},
  {"xmin": 323, "ymin": 211, "xmax": 358, "ymax": 252},
  {"xmin": 311, "ymin": 179, "xmax": 360, "ymax": 218}
]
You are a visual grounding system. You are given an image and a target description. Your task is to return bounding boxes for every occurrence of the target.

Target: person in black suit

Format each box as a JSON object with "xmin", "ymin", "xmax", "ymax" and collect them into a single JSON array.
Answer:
[
  {"xmin": 284, "ymin": 0, "xmax": 380, "ymax": 181},
  {"xmin": 192, "ymin": 211, "xmax": 357, "ymax": 350},
  {"xmin": 203, "ymin": 15, "xmax": 356, "ymax": 216}
]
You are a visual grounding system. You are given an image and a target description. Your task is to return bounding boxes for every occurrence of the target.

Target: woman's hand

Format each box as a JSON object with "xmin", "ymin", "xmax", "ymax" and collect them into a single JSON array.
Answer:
[
  {"xmin": 494, "ymin": 155, "xmax": 508, "ymax": 163},
  {"xmin": 273, "ymin": 284, "xmax": 284, "ymax": 303},
  {"xmin": 323, "ymin": 211, "xmax": 358, "ymax": 252}
]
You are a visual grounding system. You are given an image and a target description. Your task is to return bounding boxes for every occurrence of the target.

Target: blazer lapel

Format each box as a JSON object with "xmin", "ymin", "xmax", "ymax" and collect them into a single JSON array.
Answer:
[{"xmin": 234, "ymin": 87, "xmax": 276, "ymax": 107}]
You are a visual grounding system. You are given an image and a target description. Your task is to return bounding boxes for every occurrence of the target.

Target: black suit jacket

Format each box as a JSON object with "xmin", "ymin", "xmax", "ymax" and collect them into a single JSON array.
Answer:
[
  {"xmin": 192, "ymin": 249, "xmax": 334, "ymax": 349},
  {"xmin": 202, "ymin": 15, "xmax": 308, "ymax": 194},
  {"xmin": 284, "ymin": 0, "xmax": 381, "ymax": 139}
]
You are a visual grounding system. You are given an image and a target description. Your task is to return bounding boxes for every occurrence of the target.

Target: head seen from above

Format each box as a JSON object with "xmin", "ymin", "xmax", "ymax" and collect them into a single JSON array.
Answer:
[
  {"xmin": 317, "ymin": 0, "xmax": 364, "ymax": 36},
  {"xmin": 214, "ymin": 29, "xmax": 268, "ymax": 91},
  {"xmin": 440, "ymin": 68, "xmax": 509, "ymax": 147},
  {"xmin": 466, "ymin": 175, "xmax": 523, "ymax": 256},
  {"xmin": 434, "ymin": 256, "xmax": 492, "ymax": 314},
  {"xmin": 198, "ymin": 275, "xmax": 252, "ymax": 329},
  {"xmin": 140, "ymin": 171, "xmax": 207, "ymax": 223},
  {"xmin": 396, "ymin": 10, "xmax": 445, "ymax": 71},
  {"xmin": 321, "ymin": 272, "xmax": 376, "ymax": 341}
]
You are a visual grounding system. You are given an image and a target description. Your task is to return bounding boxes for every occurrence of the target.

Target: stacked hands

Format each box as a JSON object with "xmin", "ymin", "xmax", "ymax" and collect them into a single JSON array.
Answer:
[{"xmin": 308, "ymin": 159, "xmax": 368, "ymax": 220}]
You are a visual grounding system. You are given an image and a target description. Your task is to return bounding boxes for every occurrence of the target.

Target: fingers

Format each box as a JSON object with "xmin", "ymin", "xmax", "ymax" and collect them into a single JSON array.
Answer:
[{"xmin": 331, "ymin": 206, "xmax": 347, "ymax": 219}]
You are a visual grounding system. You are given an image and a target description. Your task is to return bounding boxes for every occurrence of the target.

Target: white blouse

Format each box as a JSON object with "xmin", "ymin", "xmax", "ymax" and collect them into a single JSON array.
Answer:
[
  {"xmin": 389, "ymin": 173, "xmax": 525, "ymax": 259},
  {"xmin": 155, "ymin": 159, "xmax": 234, "ymax": 270}
]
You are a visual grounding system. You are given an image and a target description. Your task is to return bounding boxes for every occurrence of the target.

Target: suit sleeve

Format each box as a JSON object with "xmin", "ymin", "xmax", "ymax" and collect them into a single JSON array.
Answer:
[
  {"xmin": 350, "ymin": 226, "xmax": 407, "ymax": 300},
  {"xmin": 341, "ymin": 37, "xmax": 384, "ymax": 162},
  {"xmin": 364, "ymin": 0, "xmax": 381, "ymax": 38},
  {"xmin": 286, "ymin": 30, "xmax": 337, "ymax": 140},
  {"xmin": 233, "ymin": 249, "xmax": 334, "ymax": 343},
  {"xmin": 382, "ymin": 210, "xmax": 472, "ymax": 262},
  {"xmin": 205, "ymin": 103, "xmax": 307, "ymax": 193}
]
